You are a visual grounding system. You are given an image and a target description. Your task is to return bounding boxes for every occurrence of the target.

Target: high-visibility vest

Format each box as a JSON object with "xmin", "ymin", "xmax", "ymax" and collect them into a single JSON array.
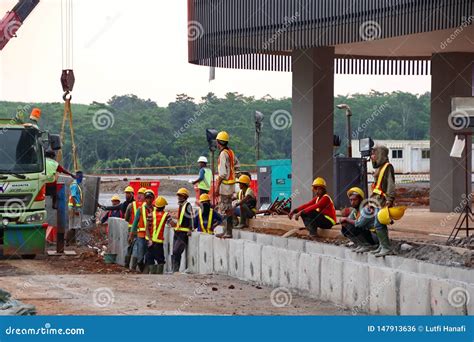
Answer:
[
  {"xmin": 128, "ymin": 201, "xmax": 138, "ymax": 228},
  {"xmin": 137, "ymin": 205, "xmax": 152, "ymax": 233},
  {"xmin": 372, "ymin": 163, "xmax": 390, "ymax": 197},
  {"xmin": 45, "ymin": 158, "xmax": 59, "ymax": 183},
  {"xmin": 198, "ymin": 208, "xmax": 214, "ymax": 234},
  {"xmin": 218, "ymin": 149, "xmax": 236, "ymax": 185},
  {"xmin": 198, "ymin": 168, "xmax": 212, "ymax": 191},
  {"xmin": 68, "ymin": 182, "xmax": 82, "ymax": 208},
  {"xmin": 238, "ymin": 188, "xmax": 256, "ymax": 211},
  {"xmin": 175, "ymin": 202, "xmax": 192, "ymax": 232},
  {"xmin": 315, "ymin": 194, "xmax": 336, "ymax": 225},
  {"xmin": 146, "ymin": 211, "xmax": 168, "ymax": 243}
]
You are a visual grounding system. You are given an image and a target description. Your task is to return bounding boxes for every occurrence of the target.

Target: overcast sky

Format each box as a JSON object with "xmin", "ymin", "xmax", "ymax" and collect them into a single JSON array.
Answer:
[{"xmin": 0, "ymin": 0, "xmax": 431, "ymax": 107}]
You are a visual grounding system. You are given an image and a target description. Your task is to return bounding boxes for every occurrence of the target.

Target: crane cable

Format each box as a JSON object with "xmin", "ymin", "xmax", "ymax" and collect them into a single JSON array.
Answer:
[{"xmin": 57, "ymin": 0, "xmax": 79, "ymax": 172}]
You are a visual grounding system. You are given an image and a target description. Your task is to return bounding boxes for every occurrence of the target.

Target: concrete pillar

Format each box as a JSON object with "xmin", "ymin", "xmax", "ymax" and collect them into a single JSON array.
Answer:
[
  {"xmin": 291, "ymin": 47, "xmax": 335, "ymax": 207},
  {"xmin": 430, "ymin": 53, "xmax": 473, "ymax": 212}
]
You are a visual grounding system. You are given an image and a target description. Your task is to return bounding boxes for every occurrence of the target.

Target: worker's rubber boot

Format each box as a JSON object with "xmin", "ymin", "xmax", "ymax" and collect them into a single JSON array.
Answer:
[
  {"xmin": 138, "ymin": 262, "xmax": 146, "ymax": 273},
  {"xmin": 124, "ymin": 255, "xmax": 131, "ymax": 268},
  {"xmin": 149, "ymin": 265, "xmax": 158, "ymax": 274},
  {"xmin": 142, "ymin": 264, "xmax": 150, "ymax": 274},
  {"xmin": 235, "ymin": 217, "xmax": 249, "ymax": 229},
  {"xmin": 224, "ymin": 216, "xmax": 233, "ymax": 238},
  {"xmin": 374, "ymin": 228, "xmax": 395, "ymax": 258},
  {"xmin": 172, "ymin": 259, "xmax": 180, "ymax": 273},
  {"xmin": 130, "ymin": 257, "xmax": 138, "ymax": 271},
  {"xmin": 157, "ymin": 264, "xmax": 165, "ymax": 275}
]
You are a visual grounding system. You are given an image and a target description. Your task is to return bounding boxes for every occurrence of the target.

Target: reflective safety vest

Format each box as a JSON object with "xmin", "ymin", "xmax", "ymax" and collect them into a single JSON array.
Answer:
[
  {"xmin": 146, "ymin": 211, "xmax": 168, "ymax": 243},
  {"xmin": 128, "ymin": 201, "xmax": 138, "ymax": 229},
  {"xmin": 238, "ymin": 188, "xmax": 256, "ymax": 211},
  {"xmin": 198, "ymin": 168, "xmax": 212, "ymax": 191},
  {"xmin": 175, "ymin": 202, "xmax": 192, "ymax": 232},
  {"xmin": 198, "ymin": 208, "xmax": 214, "ymax": 234},
  {"xmin": 137, "ymin": 205, "xmax": 152, "ymax": 234},
  {"xmin": 372, "ymin": 163, "xmax": 390, "ymax": 197},
  {"xmin": 315, "ymin": 194, "xmax": 336, "ymax": 225},
  {"xmin": 218, "ymin": 149, "xmax": 236, "ymax": 185},
  {"xmin": 45, "ymin": 158, "xmax": 59, "ymax": 183},
  {"xmin": 68, "ymin": 182, "xmax": 82, "ymax": 208}
]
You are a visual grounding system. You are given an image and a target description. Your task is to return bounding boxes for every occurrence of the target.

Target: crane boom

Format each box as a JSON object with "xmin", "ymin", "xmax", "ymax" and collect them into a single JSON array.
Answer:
[{"xmin": 0, "ymin": 0, "xmax": 40, "ymax": 51}]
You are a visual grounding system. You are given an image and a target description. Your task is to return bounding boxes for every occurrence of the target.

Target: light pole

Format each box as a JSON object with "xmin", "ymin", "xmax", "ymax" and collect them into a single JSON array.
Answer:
[
  {"xmin": 337, "ymin": 104, "xmax": 353, "ymax": 158},
  {"xmin": 254, "ymin": 111, "xmax": 264, "ymax": 161},
  {"xmin": 206, "ymin": 128, "xmax": 218, "ymax": 206}
]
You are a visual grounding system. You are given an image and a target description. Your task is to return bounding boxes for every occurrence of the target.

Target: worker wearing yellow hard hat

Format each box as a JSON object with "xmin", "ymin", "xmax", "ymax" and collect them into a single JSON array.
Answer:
[
  {"xmin": 100, "ymin": 194, "xmax": 124, "ymax": 225},
  {"xmin": 233, "ymin": 174, "xmax": 257, "ymax": 229},
  {"xmin": 215, "ymin": 131, "xmax": 240, "ymax": 239},
  {"xmin": 123, "ymin": 187, "xmax": 146, "ymax": 269},
  {"xmin": 194, "ymin": 193, "xmax": 223, "ymax": 234},
  {"xmin": 288, "ymin": 177, "xmax": 337, "ymax": 238},
  {"xmin": 339, "ymin": 187, "xmax": 378, "ymax": 253},
  {"xmin": 370, "ymin": 145, "xmax": 397, "ymax": 257},
  {"xmin": 172, "ymin": 187, "xmax": 194, "ymax": 272}
]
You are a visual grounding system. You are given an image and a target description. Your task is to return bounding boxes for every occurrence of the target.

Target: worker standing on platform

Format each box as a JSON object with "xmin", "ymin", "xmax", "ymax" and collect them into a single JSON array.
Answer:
[
  {"xmin": 234, "ymin": 174, "xmax": 257, "ymax": 229},
  {"xmin": 144, "ymin": 196, "xmax": 172, "ymax": 274},
  {"xmin": 191, "ymin": 156, "xmax": 212, "ymax": 196},
  {"xmin": 45, "ymin": 150, "xmax": 76, "ymax": 209},
  {"xmin": 288, "ymin": 177, "xmax": 336, "ymax": 238},
  {"xmin": 124, "ymin": 187, "xmax": 146, "ymax": 267},
  {"xmin": 172, "ymin": 188, "xmax": 194, "ymax": 272},
  {"xmin": 68, "ymin": 171, "xmax": 84, "ymax": 230},
  {"xmin": 194, "ymin": 193, "xmax": 223, "ymax": 234},
  {"xmin": 370, "ymin": 146, "xmax": 396, "ymax": 257},
  {"xmin": 130, "ymin": 190, "xmax": 156, "ymax": 272},
  {"xmin": 215, "ymin": 131, "xmax": 239, "ymax": 239}
]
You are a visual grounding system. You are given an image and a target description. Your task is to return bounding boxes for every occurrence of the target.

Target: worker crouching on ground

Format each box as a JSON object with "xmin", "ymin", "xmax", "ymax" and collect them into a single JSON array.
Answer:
[
  {"xmin": 339, "ymin": 187, "xmax": 378, "ymax": 253},
  {"xmin": 123, "ymin": 187, "xmax": 146, "ymax": 267},
  {"xmin": 215, "ymin": 131, "xmax": 240, "ymax": 239},
  {"xmin": 144, "ymin": 196, "xmax": 172, "ymax": 274},
  {"xmin": 233, "ymin": 174, "xmax": 257, "ymax": 229},
  {"xmin": 173, "ymin": 188, "xmax": 194, "ymax": 272},
  {"xmin": 288, "ymin": 177, "xmax": 336, "ymax": 238},
  {"xmin": 130, "ymin": 190, "xmax": 156, "ymax": 272},
  {"xmin": 370, "ymin": 146, "xmax": 396, "ymax": 257},
  {"xmin": 100, "ymin": 195, "xmax": 123, "ymax": 223},
  {"xmin": 194, "ymin": 194, "xmax": 223, "ymax": 234}
]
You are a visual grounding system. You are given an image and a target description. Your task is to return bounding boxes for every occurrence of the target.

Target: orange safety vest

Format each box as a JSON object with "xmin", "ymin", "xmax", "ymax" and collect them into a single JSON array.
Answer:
[
  {"xmin": 145, "ymin": 210, "xmax": 168, "ymax": 243},
  {"xmin": 175, "ymin": 202, "xmax": 192, "ymax": 232},
  {"xmin": 128, "ymin": 201, "xmax": 138, "ymax": 228},
  {"xmin": 315, "ymin": 194, "xmax": 336, "ymax": 225},
  {"xmin": 198, "ymin": 208, "xmax": 214, "ymax": 234},
  {"xmin": 137, "ymin": 204, "xmax": 152, "ymax": 237},
  {"xmin": 372, "ymin": 163, "xmax": 390, "ymax": 197},
  {"xmin": 218, "ymin": 148, "xmax": 236, "ymax": 185}
]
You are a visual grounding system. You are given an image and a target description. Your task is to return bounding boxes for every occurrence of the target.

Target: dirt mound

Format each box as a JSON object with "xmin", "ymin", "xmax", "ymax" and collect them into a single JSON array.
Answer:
[{"xmin": 395, "ymin": 242, "xmax": 472, "ymax": 267}]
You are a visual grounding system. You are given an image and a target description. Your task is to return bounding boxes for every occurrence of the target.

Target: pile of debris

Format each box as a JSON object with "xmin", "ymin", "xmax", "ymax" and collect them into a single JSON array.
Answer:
[
  {"xmin": 0, "ymin": 289, "xmax": 36, "ymax": 316},
  {"xmin": 448, "ymin": 235, "xmax": 474, "ymax": 250}
]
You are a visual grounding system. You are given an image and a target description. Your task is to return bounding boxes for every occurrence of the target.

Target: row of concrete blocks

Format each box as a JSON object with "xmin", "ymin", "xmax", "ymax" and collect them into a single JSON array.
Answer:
[{"xmin": 187, "ymin": 231, "xmax": 474, "ymax": 315}]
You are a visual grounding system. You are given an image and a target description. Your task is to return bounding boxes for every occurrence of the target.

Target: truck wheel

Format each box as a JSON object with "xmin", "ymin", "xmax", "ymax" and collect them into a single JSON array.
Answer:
[{"xmin": 21, "ymin": 254, "xmax": 36, "ymax": 259}]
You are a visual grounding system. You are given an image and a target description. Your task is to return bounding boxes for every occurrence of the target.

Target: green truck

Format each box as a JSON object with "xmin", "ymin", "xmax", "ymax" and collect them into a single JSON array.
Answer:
[{"xmin": 0, "ymin": 108, "xmax": 60, "ymax": 258}]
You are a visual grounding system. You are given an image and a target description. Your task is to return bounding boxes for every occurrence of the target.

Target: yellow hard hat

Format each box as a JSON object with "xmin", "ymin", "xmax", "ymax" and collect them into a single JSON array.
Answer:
[
  {"xmin": 216, "ymin": 131, "xmax": 229, "ymax": 142},
  {"xmin": 176, "ymin": 188, "xmax": 190, "ymax": 197},
  {"xmin": 144, "ymin": 189, "xmax": 155, "ymax": 198},
  {"xmin": 389, "ymin": 206, "xmax": 406, "ymax": 220},
  {"xmin": 154, "ymin": 196, "xmax": 168, "ymax": 208},
  {"xmin": 124, "ymin": 186, "xmax": 134, "ymax": 193},
  {"xmin": 237, "ymin": 174, "xmax": 251, "ymax": 185},
  {"xmin": 199, "ymin": 193, "xmax": 211, "ymax": 202},
  {"xmin": 377, "ymin": 207, "xmax": 392, "ymax": 225},
  {"xmin": 111, "ymin": 195, "xmax": 120, "ymax": 202},
  {"xmin": 138, "ymin": 187, "xmax": 147, "ymax": 195},
  {"xmin": 347, "ymin": 187, "xmax": 365, "ymax": 200},
  {"xmin": 312, "ymin": 177, "xmax": 327, "ymax": 188}
]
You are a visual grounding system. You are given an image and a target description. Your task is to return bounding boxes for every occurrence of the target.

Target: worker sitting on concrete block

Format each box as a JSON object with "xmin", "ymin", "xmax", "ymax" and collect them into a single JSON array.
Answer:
[
  {"xmin": 194, "ymin": 193, "xmax": 223, "ymax": 234},
  {"xmin": 233, "ymin": 174, "xmax": 257, "ymax": 229},
  {"xmin": 288, "ymin": 177, "xmax": 336, "ymax": 238},
  {"xmin": 339, "ymin": 187, "xmax": 378, "ymax": 253}
]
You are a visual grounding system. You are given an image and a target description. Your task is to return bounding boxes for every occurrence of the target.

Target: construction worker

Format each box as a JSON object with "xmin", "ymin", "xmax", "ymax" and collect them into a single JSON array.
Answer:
[
  {"xmin": 124, "ymin": 187, "xmax": 146, "ymax": 267},
  {"xmin": 233, "ymin": 174, "xmax": 257, "ymax": 229},
  {"xmin": 99, "ymin": 186, "xmax": 135, "ymax": 217},
  {"xmin": 172, "ymin": 188, "xmax": 194, "ymax": 272},
  {"xmin": 100, "ymin": 195, "xmax": 124, "ymax": 223},
  {"xmin": 144, "ymin": 196, "xmax": 172, "ymax": 274},
  {"xmin": 191, "ymin": 156, "xmax": 212, "ymax": 195},
  {"xmin": 370, "ymin": 146, "xmax": 396, "ymax": 257},
  {"xmin": 339, "ymin": 187, "xmax": 378, "ymax": 253},
  {"xmin": 130, "ymin": 190, "xmax": 156, "ymax": 272},
  {"xmin": 215, "ymin": 131, "xmax": 240, "ymax": 239},
  {"xmin": 45, "ymin": 150, "xmax": 76, "ymax": 209},
  {"xmin": 288, "ymin": 177, "xmax": 336, "ymax": 238},
  {"xmin": 194, "ymin": 193, "xmax": 223, "ymax": 234},
  {"xmin": 68, "ymin": 171, "xmax": 83, "ymax": 229}
]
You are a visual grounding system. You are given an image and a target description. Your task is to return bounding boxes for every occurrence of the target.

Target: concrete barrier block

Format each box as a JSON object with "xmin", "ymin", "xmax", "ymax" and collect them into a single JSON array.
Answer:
[
  {"xmin": 198, "ymin": 234, "xmax": 214, "ymax": 274},
  {"xmin": 399, "ymin": 272, "xmax": 431, "ymax": 315},
  {"xmin": 430, "ymin": 279, "xmax": 468, "ymax": 315},
  {"xmin": 229, "ymin": 239, "xmax": 245, "ymax": 279},
  {"xmin": 467, "ymin": 283, "xmax": 474, "ymax": 315},
  {"xmin": 298, "ymin": 253, "xmax": 321, "ymax": 297},
  {"xmin": 261, "ymin": 246, "xmax": 280, "ymax": 286},
  {"xmin": 320, "ymin": 256, "xmax": 343, "ymax": 305},
  {"xmin": 305, "ymin": 241, "xmax": 324, "ymax": 255},
  {"xmin": 272, "ymin": 236, "xmax": 288, "ymax": 249},
  {"xmin": 256, "ymin": 233, "xmax": 273, "ymax": 246},
  {"xmin": 343, "ymin": 262, "xmax": 370, "ymax": 313},
  {"xmin": 448, "ymin": 267, "xmax": 474, "ymax": 284},
  {"xmin": 390, "ymin": 256, "xmax": 419, "ymax": 273},
  {"xmin": 232, "ymin": 230, "xmax": 241, "ymax": 239},
  {"xmin": 287, "ymin": 238, "xmax": 306, "ymax": 252},
  {"xmin": 367, "ymin": 254, "xmax": 394, "ymax": 268},
  {"xmin": 279, "ymin": 249, "xmax": 300, "ymax": 289},
  {"xmin": 213, "ymin": 237, "xmax": 229, "ymax": 275},
  {"xmin": 243, "ymin": 241, "xmax": 262, "ymax": 282},
  {"xmin": 164, "ymin": 227, "xmax": 172, "ymax": 272},
  {"xmin": 369, "ymin": 267, "xmax": 398, "ymax": 315},
  {"xmin": 344, "ymin": 248, "xmax": 368, "ymax": 263},
  {"xmin": 418, "ymin": 262, "xmax": 449, "ymax": 280},
  {"xmin": 107, "ymin": 218, "xmax": 128, "ymax": 266},
  {"xmin": 186, "ymin": 232, "xmax": 200, "ymax": 274},
  {"xmin": 239, "ymin": 231, "xmax": 256, "ymax": 242},
  {"xmin": 322, "ymin": 244, "xmax": 346, "ymax": 259}
]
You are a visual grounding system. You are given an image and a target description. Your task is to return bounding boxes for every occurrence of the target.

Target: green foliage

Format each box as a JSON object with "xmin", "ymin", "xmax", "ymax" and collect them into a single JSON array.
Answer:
[{"xmin": 0, "ymin": 91, "xmax": 430, "ymax": 174}]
